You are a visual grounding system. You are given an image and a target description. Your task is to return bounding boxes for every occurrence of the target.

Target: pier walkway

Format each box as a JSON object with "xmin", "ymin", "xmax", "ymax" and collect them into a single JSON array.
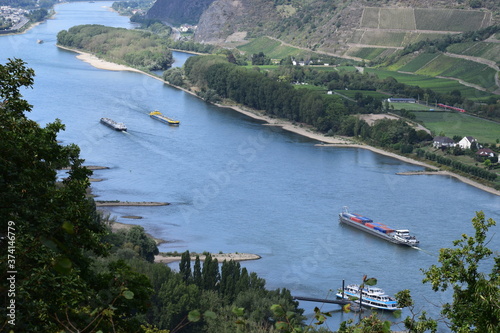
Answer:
[{"xmin": 293, "ymin": 296, "xmax": 350, "ymax": 306}]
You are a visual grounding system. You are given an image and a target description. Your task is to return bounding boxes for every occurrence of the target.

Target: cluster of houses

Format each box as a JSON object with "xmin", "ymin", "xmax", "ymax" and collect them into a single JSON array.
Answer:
[
  {"xmin": 0, "ymin": 6, "xmax": 28, "ymax": 23},
  {"xmin": 0, "ymin": 6, "xmax": 29, "ymax": 33},
  {"xmin": 179, "ymin": 24, "xmax": 197, "ymax": 33},
  {"xmin": 433, "ymin": 135, "xmax": 496, "ymax": 158},
  {"xmin": 291, "ymin": 57, "xmax": 332, "ymax": 66}
]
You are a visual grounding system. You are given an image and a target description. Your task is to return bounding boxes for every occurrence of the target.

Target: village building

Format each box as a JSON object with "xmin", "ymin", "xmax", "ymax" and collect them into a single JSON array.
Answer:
[
  {"xmin": 458, "ymin": 136, "xmax": 477, "ymax": 149},
  {"xmin": 476, "ymin": 148, "xmax": 495, "ymax": 158},
  {"xmin": 433, "ymin": 136, "xmax": 456, "ymax": 148}
]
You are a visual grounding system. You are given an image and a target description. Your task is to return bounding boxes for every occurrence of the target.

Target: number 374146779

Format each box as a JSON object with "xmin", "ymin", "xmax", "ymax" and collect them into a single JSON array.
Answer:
[{"xmin": 7, "ymin": 220, "xmax": 16, "ymax": 270}]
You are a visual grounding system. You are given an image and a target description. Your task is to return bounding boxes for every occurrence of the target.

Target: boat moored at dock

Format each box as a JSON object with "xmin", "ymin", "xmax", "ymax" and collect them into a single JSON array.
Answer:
[
  {"xmin": 339, "ymin": 207, "xmax": 419, "ymax": 246},
  {"xmin": 149, "ymin": 110, "xmax": 180, "ymax": 125},
  {"xmin": 336, "ymin": 284, "xmax": 401, "ymax": 311},
  {"xmin": 100, "ymin": 117, "xmax": 127, "ymax": 131}
]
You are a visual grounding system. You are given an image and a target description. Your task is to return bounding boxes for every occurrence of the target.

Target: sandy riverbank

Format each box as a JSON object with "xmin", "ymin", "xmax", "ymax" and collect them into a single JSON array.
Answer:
[
  {"xmin": 65, "ymin": 47, "xmax": 500, "ymax": 196},
  {"xmin": 154, "ymin": 253, "xmax": 262, "ymax": 264},
  {"xmin": 110, "ymin": 221, "xmax": 261, "ymax": 263},
  {"xmin": 95, "ymin": 201, "xmax": 169, "ymax": 207}
]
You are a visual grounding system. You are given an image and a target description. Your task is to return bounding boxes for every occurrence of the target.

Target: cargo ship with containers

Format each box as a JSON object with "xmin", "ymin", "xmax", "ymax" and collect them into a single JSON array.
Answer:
[
  {"xmin": 100, "ymin": 117, "xmax": 127, "ymax": 131},
  {"xmin": 339, "ymin": 207, "xmax": 419, "ymax": 246},
  {"xmin": 149, "ymin": 110, "xmax": 180, "ymax": 125}
]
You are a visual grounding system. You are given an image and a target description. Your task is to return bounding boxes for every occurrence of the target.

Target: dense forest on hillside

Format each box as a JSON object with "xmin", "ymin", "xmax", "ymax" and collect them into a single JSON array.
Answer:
[{"xmin": 57, "ymin": 24, "xmax": 174, "ymax": 71}]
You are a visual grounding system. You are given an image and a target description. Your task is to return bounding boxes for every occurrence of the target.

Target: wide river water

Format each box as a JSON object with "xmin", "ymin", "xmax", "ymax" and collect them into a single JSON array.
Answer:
[{"xmin": 1, "ymin": 2, "xmax": 499, "ymax": 331}]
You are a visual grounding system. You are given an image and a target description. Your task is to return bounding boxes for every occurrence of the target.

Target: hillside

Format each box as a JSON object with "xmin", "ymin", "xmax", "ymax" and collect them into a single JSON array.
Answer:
[
  {"xmin": 147, "ymin": 0, "xmax": 500, "ymax": 95},
  {"xmin": 146, "ymin": 0, "xmax": 215, "ymax": 25},
  {"xmin": 192, "ymin": 0, "xmax": 499, "ymax": 53}
]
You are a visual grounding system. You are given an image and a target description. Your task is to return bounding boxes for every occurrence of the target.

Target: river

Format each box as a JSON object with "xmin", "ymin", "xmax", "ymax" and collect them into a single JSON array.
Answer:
[{"xmin": 1, "ymin": 2, "xmax": 499, "ymax": 331}]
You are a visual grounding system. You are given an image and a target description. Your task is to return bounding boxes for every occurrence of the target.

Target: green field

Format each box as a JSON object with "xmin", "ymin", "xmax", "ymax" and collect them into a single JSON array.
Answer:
[
  {"xmin": 238, "ymin": 37, "xmax": 312, "ymax": 59},
  {"xmin": 346, "ymin": 47, "xmax": 387, "ymax": 60},
  {"xmin": 389, "ymin": 102, "xmax": 435, "ymax": 111},
  {"xmin": 366, "ymin": 68, "xmax": 493, "ymax": 101},
  {"xmin": 398, "ymin": 53, "xmax": 440, "ymax": 72},
  {"xmin": 413, "ymin": 111, "xmax": 500, "ymax": 143},
  {"xmin": 334, "ymin": 89, "xmax": 389, "ymax": 99}
]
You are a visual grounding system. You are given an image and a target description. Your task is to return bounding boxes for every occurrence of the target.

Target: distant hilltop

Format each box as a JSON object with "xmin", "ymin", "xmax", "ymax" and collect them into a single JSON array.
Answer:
[{"xmin": 147, "ymin": 0, "xmax": 499, "ymax": 58}]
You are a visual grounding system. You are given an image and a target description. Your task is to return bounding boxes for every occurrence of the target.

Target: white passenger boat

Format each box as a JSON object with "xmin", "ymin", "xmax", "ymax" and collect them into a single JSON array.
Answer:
[{"xmin": 336, "ymin": 284, "xmax": 401, "ymax": 311}]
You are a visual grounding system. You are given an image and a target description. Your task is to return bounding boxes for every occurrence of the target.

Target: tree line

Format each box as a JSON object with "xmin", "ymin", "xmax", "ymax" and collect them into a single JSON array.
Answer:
[
  {"xmin": 57, "ymin": 24, "xmax": 174, "ymax": 71},
  {"xmin": 416, "ymin": 149, "xmax": 498, "ymax": 181},
  {"xmin": 181, "ymin": 55, "xmax": 432, "ymax": 150}
]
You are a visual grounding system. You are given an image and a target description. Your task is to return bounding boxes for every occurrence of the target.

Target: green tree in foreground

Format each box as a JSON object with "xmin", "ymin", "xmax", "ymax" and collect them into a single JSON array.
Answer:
[
  {"xmin": 0, "ymin": 58, "xmax": 151, "ymax": 332},
  {"xmin": 422, "ymin": 211, "xmax": 499, "ymax": 332}
]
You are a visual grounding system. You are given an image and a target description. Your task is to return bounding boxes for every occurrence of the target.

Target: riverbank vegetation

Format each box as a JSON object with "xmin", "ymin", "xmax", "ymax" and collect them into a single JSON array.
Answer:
[
  {"xmin": 172, "ymin": 55, "xmax": 500, "ymax": 188},
  {"xmin": 2, "ymin": 56, "xmax": 499, "ymax": 333},
  {"xmin": 57, "ymin": 24, "xmax": 174, "ymax": 71}
]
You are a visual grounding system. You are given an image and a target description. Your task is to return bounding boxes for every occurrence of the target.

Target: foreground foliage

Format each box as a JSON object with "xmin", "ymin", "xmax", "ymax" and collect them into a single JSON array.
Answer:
[{"xmin": 423, "ymin": 211, "xmax": 499, "ymax": 332}]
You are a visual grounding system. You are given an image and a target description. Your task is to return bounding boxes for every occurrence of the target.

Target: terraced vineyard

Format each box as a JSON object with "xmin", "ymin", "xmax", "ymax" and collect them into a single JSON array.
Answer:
[
  {"xmin": 414, "ymin": 8, "xmax": 491, "ymax": 31},
  {"xmin": 397, "ymin": 53, "xmax": 440, "ymax": 72},
  {"xmin": 359, "ymin": 7, "xmax": 489, "ymax": 32},
  {"xmin": 358, "ymin": 31, "xmax": 406, "ymax": 47},
  {"xmin": 384, "ymin": 52, "xmax": 498, "ymax": 92},
  {"xmin": 366, "ymin": 68, "xmax": 493, "ymax": 101},
  {"xmin": 238, "ymin": 36, "xmax": 309, "ymax": 59},
  {"xmin": 446, "ymin": 42, "xmax": 500, "ymax": 64},
  {"xmin": 346, "ymin": 47, "xmax": 395, "ymax": 61}
]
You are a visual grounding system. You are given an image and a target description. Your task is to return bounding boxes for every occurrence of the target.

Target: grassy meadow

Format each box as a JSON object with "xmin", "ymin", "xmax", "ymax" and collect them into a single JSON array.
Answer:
[
  {"xmin": 335, "ymin": 89, "xmax": 389, "ymax": 99},
  {"xmin": 413, "ymin": 111, "xmax": 500, "ymax": 143},
  {"xmin": 389, "ymin": 102, "xmax": 435, "ymax": 111}
]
